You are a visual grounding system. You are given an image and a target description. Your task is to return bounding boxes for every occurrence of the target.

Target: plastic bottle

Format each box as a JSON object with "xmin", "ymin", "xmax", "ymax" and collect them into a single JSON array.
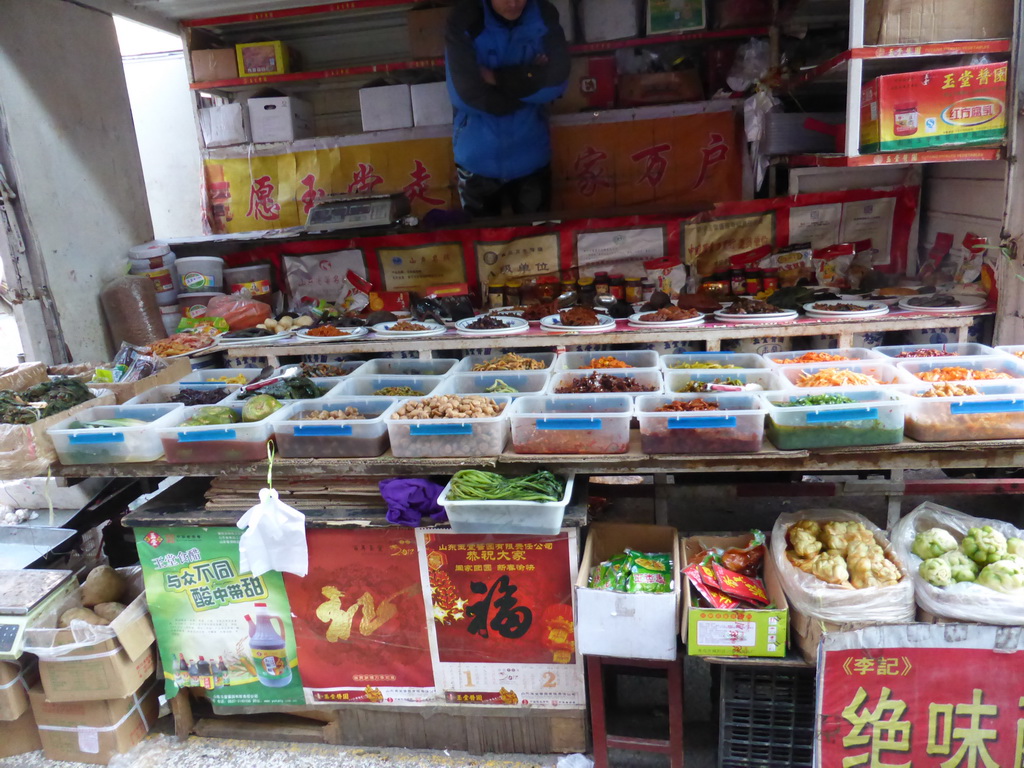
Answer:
[
  {"xmin": 245, "ymin": 603, "xmax": 292, "ymax": 688},
  {"xmin": 101, "ymin": 275, "xmax": 167, "ymax": 346}
]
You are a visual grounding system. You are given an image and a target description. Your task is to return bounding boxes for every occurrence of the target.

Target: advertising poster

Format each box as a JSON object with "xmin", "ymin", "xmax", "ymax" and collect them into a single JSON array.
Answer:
[
  {"xmin": 135, "ymin": 527, "xmax": 305, "ymax": 706},
  {"xmin": 283, "ymin": 529, "xmax": 436, "ymax": 705},
  {"xmin": 475, "ymin": 233, "xmax": 561, "ymax": 286},
  {"xmin": 417, "ymin": 530, "xmax": 584, "ymax": 708}
]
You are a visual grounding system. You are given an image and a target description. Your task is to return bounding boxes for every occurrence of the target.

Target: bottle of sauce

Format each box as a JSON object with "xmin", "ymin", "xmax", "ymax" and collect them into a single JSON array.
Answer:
[
  {"xmin": 505, "ymin": 279, "xmax": 522, "ymax": 307},
  {"xmin": 625, "ymin": 277, "xmax": 643, "ymax": 304},
  {"xmin": 730, "ymin": 267, "xmax": 746, "ymax": 296},
  {"xmin": 594, "ymin": 272, "xmax": 610, "ymax": 296},
  {"xmin": 745, "ymin": 267, "xmax": 762, "ymax": 296},
  {"xmin": 246, "ymin": 602, "xmax": 293, "ymax": 688},
  {"xmin": 577, "ymin": 277, "xmax": 597, "ymax": 306},
  {"xmin": 609, "ymin": 273, "xmax": 625, "ymax": 300},
  {"xmin": 487, "ymin": 282, "xmax": 505, "ymax": 309}
]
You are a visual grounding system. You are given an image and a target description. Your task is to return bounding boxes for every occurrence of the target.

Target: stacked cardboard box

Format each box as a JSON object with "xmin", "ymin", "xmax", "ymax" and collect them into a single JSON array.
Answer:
[{"xmin": 0, "ymin": 660, "xmax": 42, "ymax": 758}]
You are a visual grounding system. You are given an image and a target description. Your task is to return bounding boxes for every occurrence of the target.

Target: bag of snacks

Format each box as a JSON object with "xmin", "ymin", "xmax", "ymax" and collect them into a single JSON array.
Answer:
[
  {"xmin": 587, "ymin": 549, "xmax": 673, "ymax": 594},
  {"xmin": 206, "ymin": 291, "xmax": 271, "ymax": 330}
]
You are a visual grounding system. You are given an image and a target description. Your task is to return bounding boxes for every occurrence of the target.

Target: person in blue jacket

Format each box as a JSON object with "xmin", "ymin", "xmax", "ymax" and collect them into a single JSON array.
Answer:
[{"xmin": 445, "ymin": 0, "xmax": 570, "ymax": 218}]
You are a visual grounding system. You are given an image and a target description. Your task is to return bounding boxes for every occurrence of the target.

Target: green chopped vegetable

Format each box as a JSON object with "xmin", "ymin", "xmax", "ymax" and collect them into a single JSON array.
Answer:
[
  {"xmin": 775, "ymin": 393, "xmax": 857, "ymax": 407},
  {"xmin": 238, "ymin": 377, "xmax": 323, "ymax": 400},
  {"xmin": 485, "ymin": 379, "xmax": 519, "ymax": 394},
  {"xmin": 962, "ymin": 526, "xmax": 1008, "ymax": 564},
  {"xmin": 0, "ymin": 378, "xmax": 94, "ymax": 425},
  {"xmin": 669, "ymin": 362, "xmax": 742, "ymax": 370},
  {"xmin": 447, "ymin": 470, "xmax": 565, "ymax": 502},
  {"xmin": 242, "ymin": 394, "xmax": 282, "ymax": 423},
  {"xmin": 677, "ymin": 378, "xmax": 744, "ymax": 392},
  {"xmin": 182, "ymin": 406, "xmax": 239, "ymax": 427},
  {"xmin": 919, "ymin": 557, "xmax": 954, "ymax": 587},
  {"xmin": 1007, "ymin": 537, "xmax": 1024, "ymax": 556},
  {"xmin": 374, "ymin": 387, "xmax": 424, "ymax": 397},
  {"xmin": 912, "ymin": 528, "xmax": 959, "ymax": 560}
]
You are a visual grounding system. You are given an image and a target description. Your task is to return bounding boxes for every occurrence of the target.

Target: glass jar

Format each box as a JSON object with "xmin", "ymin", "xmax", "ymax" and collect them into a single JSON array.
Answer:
[
  {"xmin": 641, "ymin": 280, "xmax": 656, "ymax": 303},
  {"xmin": 560, "ymin": 279, "xmax": 577, "ymax": 301},
  {"xmin": 537, "ymin": 275, "xmax": 559, "ymax": 303},
  {"xmin": 730, "ymin": 268, "xmax": 746, "ymax": 296},
  {"xmin": 745, "ymin": 267, "xmax": 762, "ymax": 295},
  {"xmin": 609, "ymin": 273, "xmax": 625, "ymax": 300},
  {"xmin": 625, "ymin": 277, "xmax": 643, "ymax": 304},
  {"xmin": 505, "ymin": 279, "xmax": 523, "ymax": 307},
  {"xmin": 487, "ymin": 282, "xmax": 505, "ymax": 308},
  {"xmin": 520, "ymin": 278, "xmax": 540, "ymax": 306},
  {"xmin": 578, "ymin": 277, "xmax": 597, "ymax": 306},
  {"xmin": 594, "ymin": 272, "xmax": 610, "ymax": 296},
  {"xmin": 762, "ymin": 268, "xmax": 779, "ymax": 293}
]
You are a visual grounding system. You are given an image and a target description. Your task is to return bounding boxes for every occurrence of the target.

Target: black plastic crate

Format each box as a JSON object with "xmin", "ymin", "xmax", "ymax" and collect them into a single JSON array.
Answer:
[{"xmin": 718, "ymin": 667, "xmax": 816, "ymax": 768}]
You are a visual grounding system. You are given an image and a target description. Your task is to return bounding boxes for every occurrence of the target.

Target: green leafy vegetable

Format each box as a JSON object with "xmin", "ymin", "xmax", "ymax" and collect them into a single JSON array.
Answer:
[
  {"xmin": 238, "ymin": 377, "xmax": 323, "ymax": 400},
  {"xmin": 0, "ymin": 378, "xmax": 94, "ymax": 425},
  {"xmin": 448, "ymin": 470, "xmax": 565, "ymax": 502},
  {"xmin": 775, "ymin": 394, "xmax": 857, "ymax": 407},
  {"xmin": 485, "ymin": 380, "xmax": 519, "ymax": 394}
]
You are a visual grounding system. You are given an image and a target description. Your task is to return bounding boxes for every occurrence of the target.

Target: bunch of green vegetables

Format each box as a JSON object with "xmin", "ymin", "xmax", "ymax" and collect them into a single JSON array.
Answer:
[
  {"xmin": 913, "ymin": 525, "xmax": 1024, "ymax": 593},
  {"xmin": 237, "ymin": 377, "xmax": 323, "ymax": 400},
  {"xmin": 448, "ymin": 470, "xmax": 565, "ymax": 502},
  {"xmin": 0, "ymin": 378, "xmax": 94, "ymax": 424}
]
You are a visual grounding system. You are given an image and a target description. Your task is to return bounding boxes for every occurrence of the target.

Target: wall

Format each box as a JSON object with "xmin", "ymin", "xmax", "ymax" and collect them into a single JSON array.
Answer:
[{"xmin": 0, "ymin": 0, "xmax": 153, "ymax": 362}]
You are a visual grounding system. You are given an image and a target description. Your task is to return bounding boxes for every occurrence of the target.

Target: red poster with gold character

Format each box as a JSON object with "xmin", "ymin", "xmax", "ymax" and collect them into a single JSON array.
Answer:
[
  {"xmin": 283, "ymin": 529, "xmax": 435, "ymax": 704},
  {"xmin": 416, "ymin": 530, "xmax": 584, "ymax": 708}
]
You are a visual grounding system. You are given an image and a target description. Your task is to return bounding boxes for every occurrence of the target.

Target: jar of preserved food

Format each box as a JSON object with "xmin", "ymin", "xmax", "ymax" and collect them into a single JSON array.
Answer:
[
  {"xmin": 641, "ymin": 280, "xmax": 656, "ymax": 303},
  {"xmin": 745, "ymin": 267, "xmax": 762, "ymax": 295},
  {"xmin": 505, "ymin": 279, "xmax": 523, "ymax": 307},
  {"xmin": 609, "ymin": 273, "xmax": 625, "ymax": 300},
  {"xmin": 730, "ymin": 268, "xmax": 746, "ymax": 296},
  {"xmin": 578, "ymin": 277, "xmax": 597, "ymax": 306},
  {"xmin": 625, "ymin": 277, "xmax": 643, "ymax": 304},
  {"xmin": 594, "ymin": 272, "xmax": 610, "ymax": 296},
  {"xmin": 537, "ymin": 275, "xmax": 559, "ymax": 303},
  {"xmin": 762, "ymin": 268, "xmax": 779, "ymax": 293},
  {"xmin": 487, "ymin": 282, "xmax": 505, "ymax": 308},
  {"xmin": 520, "ymin": 278, "xmax": 540, "ymax": 306}
]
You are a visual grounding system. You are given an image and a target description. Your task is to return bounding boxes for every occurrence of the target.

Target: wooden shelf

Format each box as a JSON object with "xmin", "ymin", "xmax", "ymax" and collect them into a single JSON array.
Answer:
[{"xmin": 786, "ymin": 148, "xmax": 1004, "ymax": 167}]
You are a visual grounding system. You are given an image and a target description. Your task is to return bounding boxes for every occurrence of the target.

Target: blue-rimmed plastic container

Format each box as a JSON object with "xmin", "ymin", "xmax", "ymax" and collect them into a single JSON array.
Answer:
[
  {"xmin": 895, "ymin": 356, "xmax": 1024, "ymax": 384},
  {"xmin": 547, "ymin": 369, "xmax": 663, "ymax": 396},
  {"xmin": 178, "ymin": 368, "xmax": 266, "ymax": 386},
  {"xmin": 436, "ymin": 371, "xmax": 550, "ymax": 399},
  {"xmin": 452, "ymin": 352, "xmax": 557, "ymax": 373},
  {"xmin": 155, "ymin": 404, "xmax": 274, "ymax": 464},
  {"xmin": 225, "ymin": 376, "xmax": 348, "ymax": 403},
  {"xmin": 438, "ymin": 473, "xmax": 575, "ymax": 535},
  {"xmin": 875, "ymin": 343, "xmax": 996, "ymax": 360},
  {"xmin": 334, "ymin": 375, "xmax": 445, "ymax": 398},
  {"xmin": 897, "ymin": 381, "xmax": 1024, "ymax": 441},
  {"xmin": 664, "ymin": 369, "xmax": 788, "ymax": 394},
  {"xmin": 124, "ymin": 383, "xmax": 239, "ymax": 406},
  {"xmin": 761, "ymin": 389, "xmax": 905, "ymax": 450},
  {"xmin": 557, "ymin": 350, "xmax": 660, "ymax": 371},
  {"xmin": 661, "ymin": 352, "xmax": 768, "ymax": 371},
  {"xmin": 508, "ymin": 395, "xmax": 633, "ymax": 454},
  {"xmin": 271, "ymin": 397, "xmax": 397, "ymax": 457},
  {"xmin": 776, "ymin": 360, "xmax": 903, "ymax": 389},
  {"xmin": 386, "ymin": 395, "xmax": 512, "ymax": 458},
  {"xmin": 636, "ymin": 393, "xmax": 764, "ymax": 454},
  {"xmin": 48, "ymin": 404, "xmax": 183, "ymax": 464},
  {"xmin": 765, "ymin": 348, "xmax": 882, "ymax": 366},
  {"xmin": 354, "ymin": 358, "xmax": 457, "ymax": 377}
]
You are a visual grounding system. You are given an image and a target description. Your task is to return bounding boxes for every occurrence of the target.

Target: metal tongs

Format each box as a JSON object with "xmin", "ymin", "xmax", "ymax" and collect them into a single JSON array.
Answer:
[{"xmin": 241, "ymin": 365, "xmax": 301, "ymax": 393}]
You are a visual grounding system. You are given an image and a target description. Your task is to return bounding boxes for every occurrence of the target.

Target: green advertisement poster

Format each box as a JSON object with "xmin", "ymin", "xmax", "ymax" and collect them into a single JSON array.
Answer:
[{"xmin": 135, "ymin": 526, "xmax": 305, "ymax": 706}]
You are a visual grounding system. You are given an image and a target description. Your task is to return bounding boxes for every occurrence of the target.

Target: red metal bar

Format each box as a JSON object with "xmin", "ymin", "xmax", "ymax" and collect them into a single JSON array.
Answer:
[
  {"xmin": 852, "ymin": 40, "xmax": 1011, "ymax": 59},
  {"xmin": 183, "ymin": 0, "xmax": 414, "ymax": 28},
  {"xmin": 190, "ymin": 59, "xmax": 444, "ymax": 90}
]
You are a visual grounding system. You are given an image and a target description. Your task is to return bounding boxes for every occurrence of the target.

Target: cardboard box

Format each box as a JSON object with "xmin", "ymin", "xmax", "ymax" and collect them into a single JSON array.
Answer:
[
  {"xmin": 682, "ymin": 534, "xmax": 789, "ymax": 658},
  {"xmin": 790, "ymin": 607, "xmax": 874, "ymax": 665},
  {"xmin": 0, "ymin": 708, "xmax": 42, "ymax": 758},
  {"xmin": 575, "ymin": 523, "xmax": 680, "ymax": 660},
  {"xmin": 236, "ymin": 40, "xmax": 294, "ymax": 77},
  {"xmin": 48, "ymin": 358, "xmax": 192, "ymax": 405},
  {"xmin": 864, "ymin": 0, "xmax": 1012, "ymax": 44},
  {"xmin": 860, "ymin": 63, "xmax": 1008, "ymax": 153},
  {"xmin": 36, "ymin": 640, "xmax": 156, "ymax": 703},
  {"xmin": 581, "ymin": 0, "xmax": 638, "ymax": 42},
  {"xmin": 647, "ymin": 0, "xmax": 706, "ymax": 34},
  {"xmin": 617, "ymin": 70, "xmax": 703, "ymax": 107},
  {"xmin": 190, "ymin": 48, "xmax": 238, "ymax": 82},
  {"xmin": 31, "ymin": 679, "xmax": 159, "ymax": 765},
  {"xmin": 552, "ymin": 56, "xmax": 617, "ymax": 114},
  {"xmin": 199, "ymin": 104, "xmax": 250, "ymax": 148},
  {"xmin": 411, "ymin": 81, "xmax": 453, "ymax": 126},
  {"xmin": 408, "ymin": 5, "xmax": 451, "ymax": 59},
  {"xmin": 0, "ymin": 660, "xmax": 37, "ymax": 721},
  {"xmin": 360, "ymin": 84, "xmax": 413, "ymax": 132},
  {"xmin": 248, "ymin": 96, "xmax": 315, "ymax": 143}
]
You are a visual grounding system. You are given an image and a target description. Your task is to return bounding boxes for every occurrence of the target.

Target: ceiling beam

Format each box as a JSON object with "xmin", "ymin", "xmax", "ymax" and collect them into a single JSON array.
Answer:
[{"xmin": 64, "ymin": 0, "xmax": 181, "ymax": 36}]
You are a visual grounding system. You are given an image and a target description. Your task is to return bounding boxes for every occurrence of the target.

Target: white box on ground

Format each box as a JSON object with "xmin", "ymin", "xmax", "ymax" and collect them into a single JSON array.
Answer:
[
  {"xmin": 247, "ymin": 96, "xmax": 314, "ymax": 143},
  {"xmin": 359, "ymin": 84, "xmax": 413, "ymax": 131},
  {"xmin": 411, "ymin": 82, "xmax": 452, "ymax": 126},
  {"xmin": 199, "ymin": 104, "xmax": 249, "ymax": 147},
  {"xmin": 581, "ymin": 0, "xmax": 638, "ymax": 42},
  {"xmin": 575, "ymin": 523, "xmax": 680, "ymax": 660}
]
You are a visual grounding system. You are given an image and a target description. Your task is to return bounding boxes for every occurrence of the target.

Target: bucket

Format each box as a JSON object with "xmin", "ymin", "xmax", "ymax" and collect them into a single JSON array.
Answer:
[
  {"xmin": 176, "ymin": 256, "xmax": 224, "ymax": 293},
  {"xmin": 133, "ymin": 267, "xmax": 178, "ymax": 306},
  {"xmin": 178, "ymin": 291, "xmax": 225, "ymax": 319},
  {"xmin": 159, "ymin": 305, "xmax": 182, "ymax": 336},
  {"xmin": 224, "ymin": 264, "xmax": 273, "ymax": 302},
  {"xmin": 129, "ymin": 242, "xmax": 176, "ymax": 272}
]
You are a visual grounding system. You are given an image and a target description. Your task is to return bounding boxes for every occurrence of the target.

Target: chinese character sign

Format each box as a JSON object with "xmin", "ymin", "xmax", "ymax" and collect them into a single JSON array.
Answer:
[
  {"xmin": 818, "ymin": 627, "xmax": 1024, "ymax": 767},
  {"xmin": 136, "ymin": 527, "xmax": 305, "ymax": 706},
  {"xmin": 475, "ymin": 233, "xmax": 561, "ymax": 287}
]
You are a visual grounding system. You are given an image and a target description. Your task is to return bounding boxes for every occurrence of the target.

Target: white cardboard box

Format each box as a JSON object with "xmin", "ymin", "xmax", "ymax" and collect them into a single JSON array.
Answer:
[
  {"xmin": 199, "ymin": 104, "xmax": 249, "ymax": 147},
  {"xmin": 575, "ymin": 523, "xmax": 680, "ymax": 660},
  {"xmin": 581, "ymin": 0, "xmax": 638, "ymax": 42},
  {"xmin": 247, "ymin": 96, "xmax": 314, "ymax": 143},
  {"xmin": 411, "ymin": 82, "xmax": 452, "ymax": 127},
  {"xmin": 359, "ymin": 84, "xmax": 413, "ymax": 132}
]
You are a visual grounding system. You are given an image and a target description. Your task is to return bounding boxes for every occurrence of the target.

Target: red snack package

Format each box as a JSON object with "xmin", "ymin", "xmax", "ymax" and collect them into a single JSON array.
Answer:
[
  {"xmin": 712, "ymin": 563, "xmax": 770, "ymax": 606},
  {"xmin": 684, "ymin": 564, "xmax": 742, "ymax": 609}
]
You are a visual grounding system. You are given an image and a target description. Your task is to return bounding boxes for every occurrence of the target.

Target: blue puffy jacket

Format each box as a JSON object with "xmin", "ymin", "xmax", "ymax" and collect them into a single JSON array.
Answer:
[{"xmin": 445, "ymin": 0, "xmax": 569, "ymax": 181}]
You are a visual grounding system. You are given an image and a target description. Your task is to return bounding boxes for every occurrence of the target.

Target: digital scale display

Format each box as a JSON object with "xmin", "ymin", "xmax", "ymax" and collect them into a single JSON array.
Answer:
[{"xmin": 305, "ymin": 194, "xmax": 410, "ymax": 233}]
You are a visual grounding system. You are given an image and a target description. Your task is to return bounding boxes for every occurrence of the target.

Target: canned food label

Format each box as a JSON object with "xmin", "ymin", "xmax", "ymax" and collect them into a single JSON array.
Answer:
[
  {"xmin": 184, "ymin": 304, "xmax": 208, "ymax": 318},
  {"xmin": 183, "ymin": 271, "xmax": 211, "ymax": 290},
  {"xmin": 148, "ymin": 271, "xmax": 174, "ymax": 293},
  {"xmin": 230, "ymin": 279, "xmax": 271, "ymax": 294}
]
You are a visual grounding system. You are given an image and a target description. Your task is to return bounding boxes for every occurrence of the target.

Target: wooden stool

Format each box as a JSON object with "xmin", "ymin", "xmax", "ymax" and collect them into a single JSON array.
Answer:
[{"xmin": 586, "ymin": 654, "xmax": 684, "ymax": 768}]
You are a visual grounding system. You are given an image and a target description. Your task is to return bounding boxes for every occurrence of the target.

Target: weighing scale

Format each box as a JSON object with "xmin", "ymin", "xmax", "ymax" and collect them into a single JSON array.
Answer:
[
  {"xmin": 305, "ymin": 193, "xmax": 411, "ymax": 233},
  {"xmin": 0, "ymin": 569, "xmax": 76, "ymax": 659}
]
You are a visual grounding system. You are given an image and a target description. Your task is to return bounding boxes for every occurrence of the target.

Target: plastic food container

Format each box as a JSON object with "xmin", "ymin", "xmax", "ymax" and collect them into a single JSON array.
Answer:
[
  {"xmin": 335, "ymin": 375, "xmax": 445, "ymax": 398},
  {"xmin": 386, "ymin": 395, "xmax": 512, "ymax": 458},
  {"xmin": 223, "ymin": 263, "xmax": 272, "ymax": 299},
  {"xmin": 355, "ymin": 358, "xmax": 458, "ymax": 377},
  {"xmin": 664, "ymin": 369, "xmax": 788, "ymax": 394},
  {"xmin": 452, "ymin": 352, "xmax": 556, "ymax": 373},
  {"xmin": 179, "ymin": 368, "xmax": 267, "ymax": 386},
  {"xmin": 509, "ymin": 395, "xmax": 633, "ymax": 454},
  {"xmin": 557, "ymin": 350, "xmax": 659, "ymax": 370},
  {"xmin": 761, "ymin": 389, "xmax": 905, "ymax": 450},
  {"xmin": 897, "ymin": 381, "xmax": 1024, "ymax": 442},
  {"xmin": 159, "ymin": 305, "xmax": 182, "ymax": 336},
  {"xmin": 176, "ymin": 256, "xmax": 224, "ymax": 293},
  {"xmin": 226, "ymin": 376, "xmax": 348, "ymax": 403},
  {"xmin": 438, "ymin": 473, "xmax": 575, "ymax": 535},
  {"xmin": 48, "ymin": 404, "xmax": 183, "ymax": 465},
  {"xmin": 156, "ymin": 404, "xmax": 275, "ymax": 464},
  {"xmin": 125, "ymin": 383, "xmax": 239, "ymax": 406},
  {"xmin": 896, "ymin": 356, "xmax": 1024, "ymax": 383},
  {"xmin": 661, "ymin": 352, "xmax": 768, "ymax": 370},
  {"xmin": 283, "ymin": 360, "xmax": 366, "ymax": 378},
  {"xmin": 777, "ymin": 360, "xmax": 902, "ymax": 389},
  {"xmin": 765, "ymin": 348, "xmax": 882, "ymax": 366},
  {"xmin": 636, "ymin": 393, "xmax": 765, "ymax": 454},
  {"xmin": 178, "ymin": 291, "xmax": 225, "ymax": 319},
  {"xmin": 547, "ymin": 369, "xmax": 663, "ymax": 396},
  {"xmin": 272, "ymin": 397, "xmax": 397, "ymax": 458},
  {"xmin": 128, "ymin": 242, "xmax": 176, "ymax": 272},
  {"xmin": 875, "ymin": 343, "xmax": 997, "ymax": 360},
  {"xmin": 995, "ymin": 345, "xmax": 1024, "ymax": 363},
  {"xmin": 131, "ymin": 267, "xmax": 177, "ymax": 306},
  {"xmin": 437, "ymin": 371, "xmax": 550, "ymax": 399}
]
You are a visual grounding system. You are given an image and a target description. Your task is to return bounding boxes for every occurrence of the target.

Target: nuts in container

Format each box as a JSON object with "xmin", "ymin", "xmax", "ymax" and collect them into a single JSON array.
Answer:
[{"xmin": 391, "ymin": 395, "xmax": 506, "ymax": 420}]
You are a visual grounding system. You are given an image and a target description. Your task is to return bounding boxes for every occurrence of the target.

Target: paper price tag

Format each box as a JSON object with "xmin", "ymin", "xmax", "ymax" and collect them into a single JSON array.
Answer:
[{"xmin": 78, "ymin": 727, "xmax": 100, "ymax": 754}]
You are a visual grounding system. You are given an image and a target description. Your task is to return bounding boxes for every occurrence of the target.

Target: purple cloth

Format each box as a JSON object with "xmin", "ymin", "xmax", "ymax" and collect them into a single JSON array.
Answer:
[{"xmin": 380, "ymin": 478, "xmax": 448, "ymax": 527}]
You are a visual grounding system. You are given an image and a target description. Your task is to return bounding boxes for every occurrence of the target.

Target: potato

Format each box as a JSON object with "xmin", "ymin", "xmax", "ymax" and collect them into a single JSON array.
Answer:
[
  {"xmin": 59, "ymin": 607, "xmax": 109, "ymax": 628},
  {"xmin": 295, "ymin": 316, "xmax": 314, "ymax": 328},
  {"xmin": 93, "ymin": 602, "xmax": 127, "ymax": 622},
  {"xmin": 81, "ymin": 565, "xmax": 126, "ymax": 607}
]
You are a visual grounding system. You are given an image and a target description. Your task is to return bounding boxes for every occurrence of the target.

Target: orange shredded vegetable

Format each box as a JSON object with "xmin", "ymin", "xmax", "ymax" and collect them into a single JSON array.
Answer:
[
  {"xmin": 780, "ymin": 352, "xmax": 854, "ymax": 365},
  {"xmin": 794, "ymin": 368, "xmax": 881, "ymax": 388},
  {"xmin": 918, "ymin": 367, "xmax": 1013, "ymax": 382},
  {"xmin": 585, "ymin": 356, "xmax": 633, "ymax": 369}
]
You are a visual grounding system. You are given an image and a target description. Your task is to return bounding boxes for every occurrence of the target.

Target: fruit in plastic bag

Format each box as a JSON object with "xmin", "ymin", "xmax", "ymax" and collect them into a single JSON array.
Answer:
[
  {"xmin": 976, "ymin": 559, "xmax": 1024, "ymax": 593},
  {"xmin": 911, "ymin": 528, "xmax": 958, "ymax": 560},
  {"xmin": 940, "ymin": 550, "xmax": 979, "ymax": 582},
  {"xmin": 919, "ymin": 557, "xmax": 954, "ymax": 587},
  {"xmin": 206, "ymin": 292, "xmax": 272, "ymax": 331},
  {"xmin": 962, "ymin": 526, "xmax": 1008, "ymax": 564}
]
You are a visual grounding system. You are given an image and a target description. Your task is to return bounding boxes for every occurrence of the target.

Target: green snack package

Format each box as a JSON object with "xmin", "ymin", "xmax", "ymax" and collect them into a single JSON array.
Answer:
[
  {"xmin": 625, "ymin": 549, "xmax": 673, "ymax": 594},
  {"xmin": 608, "ymin": 554, "xmax": 631, "ymax": 592}
]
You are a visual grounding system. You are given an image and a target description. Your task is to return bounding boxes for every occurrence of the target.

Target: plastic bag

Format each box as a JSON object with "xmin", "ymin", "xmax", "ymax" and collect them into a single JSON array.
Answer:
[
  {"xmin": 891, "ymin": 502, "xmax": 1024, "ymax": 625},
  {"xmin": 205, "ymin": 292, "xmax": 271, "ymax": 331},
  {"xmin": 771, "ymin": 509, "xmax": 915, "ymax": 624},
  {"xmin": 237, "ymin": 488, "xmax": 308, "ymax": 577},
  {"xmin": 727, "ymin": 38, "xmax": 771, "ymax": 92}
]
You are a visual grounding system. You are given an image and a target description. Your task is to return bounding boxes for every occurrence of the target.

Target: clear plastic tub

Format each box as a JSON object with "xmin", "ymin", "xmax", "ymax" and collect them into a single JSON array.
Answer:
[
  {"xmin": 452, "ymin": 352, "xmax": 557, "ymax": 373},
  {"xmin": 762, "ymin": 389, "xmax": 905, "ymax": 450},
  {"xmin": 875, "ymin": 343, "xmax": 997, "ymax": 360},
  {"xmin": 557, "ymin": 350, "xmax": 659, "ymax": 370},
  {"xmin": 355, "ymin": 358, "xmax": 457, "ymax": 377},
  {"xmin": 438, "ymin": 473, "xmax": 575, "ymax": 535},
  {"xmin": 777, "ymin": 360, "xmax": 902, "ymax": 389},
  {"xmin": 636, "ymin": 394, "xmax": 765, "ymax": 454},
  {"xmin": 547, "ymin": 369, "xmax": 663, "ymax": 396},
  {"xmin": 509, "ymin": 395, "xmax": 633, "ymax": 454},
  {"xmin": 48, "ymin": 404, "xmax": 184, "ymax": 465},
  {"xmin": 155, "ymin": 404, "xmax": 275, "ymax": 464},
  {"xmin": 995, "ymin": 345, "xmax": 1024, "ymax": 364},
  {"xmin": 664, "ymin": 369, "xmax": 788, "ymax": 394},
  {"xmin": 335, "ymin": 375, "xmax": 445, "ymax": 398},
  {"xmin": 281, "ymin": 360, "xmax": 366, "ymax": 378},
  {"xmin": 125, "ymin": 383, "xmax": 239, "ymax": 406},
  {"xmin": 765, "ymin": 348, "xmax": 882, "ymax": 366},
  {"xmin": 179, "ymin": 368, "xmax": 266, "ymax": 386},
  {"xmin": 387, "ymin": 395, "xmax": 511, "ymax": 458},
  {"xmin": 661, "ymin": 352, "xmax": 768, "ymax": 370},
  {"xmin": 437, "ymin": 371, "xmax": 550, "ymax": 399},
  {"xmin": 226, "ymin": 376, "xmax": 348, "ymax": 403},
  {"xmin": 897, "ymin": 381, "xmax": 1024, "ymax": 441},
  {"xmin": 895, "ymin": 356, "xmax": 1024, "ymax": 384},
  {"xmin": 271, "ymin": 397, "xmax": 397, "ymax": 457}
]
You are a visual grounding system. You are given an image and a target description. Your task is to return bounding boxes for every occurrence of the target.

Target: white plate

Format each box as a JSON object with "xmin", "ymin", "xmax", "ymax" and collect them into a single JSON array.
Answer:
[
  {"xmin": 898, "ymin": 295, "xmax": 989, "ymax": 313},
  {"xmin": 455, "ymin": 316, "xmax": 529, "ymax": 334},
  {"xmin": 373, "ymin": 327, "xmax": 448, "ymax": 339},
  {"xmin": 539, "ymin": 314, "xmax": 616, "ymax": 332},
  {"xmin": 372, "ymin": 321, "xmax": 446, "ymax": 336},
  {"xmin": 293, "ymin": 326, "xmax": 369, "ymax": 343},
  {"xmin": 627, "ymin": 312, "xmax": 705, "ymax": 328},
  {"xmin": 802, "ymin": 300, "xmax": 889, "ymax": 316},
  {"xmin": 487, "ymin": 306, "xmax": 525, "ymax": 318},
  {"xmin": 217, "ymin": 330, "xmax": 293, "ymax": 347},
  {"xmin": 713, "ymin": 309, "xmax": 799, "ymax": 324}
]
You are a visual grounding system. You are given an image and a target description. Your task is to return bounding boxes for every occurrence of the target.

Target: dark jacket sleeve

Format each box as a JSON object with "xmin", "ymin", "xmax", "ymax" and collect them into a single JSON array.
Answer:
[
  {"xmin": 493, "ymin": 0, "xmax": 570, "ymax": 100},
  {"xmin": 445, "ymin": 0, "xmax": 523, "ymax": 116}
]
